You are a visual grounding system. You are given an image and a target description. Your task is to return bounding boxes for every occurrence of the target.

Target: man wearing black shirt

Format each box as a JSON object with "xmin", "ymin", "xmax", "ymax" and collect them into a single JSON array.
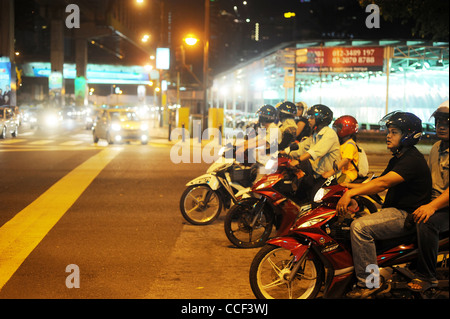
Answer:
[{"xmin": 336, "ymin": 111, "xmax": 432, "ymax": 299}]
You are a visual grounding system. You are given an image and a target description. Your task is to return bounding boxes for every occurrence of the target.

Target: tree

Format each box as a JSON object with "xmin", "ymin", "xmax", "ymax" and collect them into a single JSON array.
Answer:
[{"xmin": 359, "ymin": 0, "xmax": 449, "ymax": 41}]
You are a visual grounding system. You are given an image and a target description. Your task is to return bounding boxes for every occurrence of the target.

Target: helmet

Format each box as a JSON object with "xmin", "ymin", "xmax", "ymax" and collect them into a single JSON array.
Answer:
[
  {"xmin": 379, "ymin": 111, "xmax": 423, "ymax": 147},
  {"xmin": 295, "ymin": 102, "xmax": 307, "ymax": 117},
  {"xmin": 276, "ymin": 101, "xmax": 297, "ymax": 120},
  {"xmin": 430, "ymin": 100, "xmax": 449, "ymax": 125},
  {"xmin": 333, "ymin": 115, "xmax": 358, "ymax": 137},
  {"xmin": 256, "ymin": 104, "xmax": 277, "ymax": 123},
  {"xmin": 306, "ymin": 104, "xmax": 333, "ymax": 127}
]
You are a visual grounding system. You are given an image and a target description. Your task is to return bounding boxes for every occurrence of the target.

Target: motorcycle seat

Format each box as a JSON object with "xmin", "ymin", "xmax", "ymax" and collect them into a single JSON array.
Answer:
[
  {"xmin": 376, "ymin": 234, "xmax": 417, "ymax": 254},
  {"xmin": 376, "ymin": 230, "xmax": 449, "ymax": 254}
]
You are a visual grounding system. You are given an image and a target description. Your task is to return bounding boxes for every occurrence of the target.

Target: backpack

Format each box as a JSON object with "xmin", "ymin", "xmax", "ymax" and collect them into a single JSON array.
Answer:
[{"xmin": 351, "ymin": 144, "xmax": 369, "ymax": 177}]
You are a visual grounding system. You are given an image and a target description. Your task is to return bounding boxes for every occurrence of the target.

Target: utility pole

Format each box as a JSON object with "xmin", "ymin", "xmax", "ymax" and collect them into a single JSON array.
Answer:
[{"xmin": 203, "ymin": 0, "xmax": 210, "ymax": 128}]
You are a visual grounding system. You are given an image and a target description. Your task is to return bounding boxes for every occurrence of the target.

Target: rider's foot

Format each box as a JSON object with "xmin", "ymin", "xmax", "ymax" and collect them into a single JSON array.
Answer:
[
  {"xmin": 407, "ymin": 278, "xmax": 438, "ymax": 292},
  {"xmin": 346, "ymin": 286, "xmax": 378, "ymax": 299}
]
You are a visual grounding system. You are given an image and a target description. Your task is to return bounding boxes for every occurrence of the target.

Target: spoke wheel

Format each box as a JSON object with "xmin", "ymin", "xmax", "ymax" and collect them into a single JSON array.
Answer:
[
  {"xmin": 224, "ymin": 198, "xmax": 274, "ymax": 248},
  {"xmin": 180, "ymin": 185, "xmax": 222, "ymax": 225},
  {"xmin": 250, "ymin": 245, "xmax": 323, "ymax": 299}
]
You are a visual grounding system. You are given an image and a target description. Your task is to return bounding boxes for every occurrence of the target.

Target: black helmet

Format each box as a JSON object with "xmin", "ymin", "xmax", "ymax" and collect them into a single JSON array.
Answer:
[
  {"xmin": 379, "ymin": 111, "xmax": 422, "ymax": 147},
  {"xmin": 306, "ymin": 104, "xmax": 333, "ymax": 127},
  {"xmin": 276, "ymin": 101, "xmax": 297, "ymax": 120},
  {"xmin": 256, "ymin": 104, "xmax": 277, "ymax": 124}
]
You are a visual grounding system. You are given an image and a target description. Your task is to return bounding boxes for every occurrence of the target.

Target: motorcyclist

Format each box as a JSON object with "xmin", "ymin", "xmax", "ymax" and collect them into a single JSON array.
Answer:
[
  {"xmin": 408, "ymin": 101, "xmax": 449, "ymax": 292},
  {"xmin": 276, "ymin": 101, "xmax": 298, "ymax": 151},
  {"xmin": 284, "ymin": 104, "xmax": 341, "ymax": 201},
  {"xmin": 322, "ymin": 115, "xmax": 359, "ymax": 183},
  {"xmin": 295, "ymin": 101, "xmax": 311, "ymax": 142},
  {"xmin": 336, "ymin": 111, "xmax": 432, "ymax": 299},
  {"xmin": 236, "ymin": 104, "xmax": 280, "ymax": 162}
]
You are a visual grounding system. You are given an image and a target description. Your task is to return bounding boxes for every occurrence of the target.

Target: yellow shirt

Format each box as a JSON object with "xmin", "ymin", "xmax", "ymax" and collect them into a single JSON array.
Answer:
[{"xmin": 340, "ymin": 139, "xmax": 359, "ymax": 182}]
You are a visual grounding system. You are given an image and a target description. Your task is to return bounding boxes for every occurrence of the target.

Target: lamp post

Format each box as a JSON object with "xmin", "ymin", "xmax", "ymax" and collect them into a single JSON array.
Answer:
[{"xmin": 203, "ymin": 0, "xmax": 210, "ymax": 128}]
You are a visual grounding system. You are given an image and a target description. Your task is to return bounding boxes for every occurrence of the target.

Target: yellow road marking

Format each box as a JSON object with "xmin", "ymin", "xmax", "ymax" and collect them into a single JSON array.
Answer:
[{"xmin": 0, "ymin": 147, "xmax": 122, "ymax": 290}]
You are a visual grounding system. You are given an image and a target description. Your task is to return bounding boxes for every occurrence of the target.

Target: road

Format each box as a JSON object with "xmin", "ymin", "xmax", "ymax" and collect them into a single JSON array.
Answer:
[
  {"xmin": 0, "ymin": 119, "xmax": 431, "ymax": 300},
  {"xmin": 0, "ymin": 119, "xmax": 262, "ymax": 300}
]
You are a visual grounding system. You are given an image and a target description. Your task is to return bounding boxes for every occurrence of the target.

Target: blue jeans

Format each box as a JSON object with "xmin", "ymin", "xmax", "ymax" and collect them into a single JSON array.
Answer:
[
  {"xmin": 415, "ymin": 207, "xmax": 449, "ymax": 282},
  {"xmin": 350, "ymin": 208, "xmax": 416, "ymax": 287}
]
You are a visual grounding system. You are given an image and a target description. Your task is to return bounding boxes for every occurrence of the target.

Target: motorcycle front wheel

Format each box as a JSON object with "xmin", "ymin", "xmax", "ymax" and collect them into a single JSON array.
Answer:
[
  {"xmin": 249, "ymin": 244, "xmax": 323, "ymax": 299},
  {"xmin": 224, "ymin": 198, "xmax": 274, "ymax": 248},
  {"xmin": 179, "ymin": 185, "xmax": 222, "ymax": 225}
]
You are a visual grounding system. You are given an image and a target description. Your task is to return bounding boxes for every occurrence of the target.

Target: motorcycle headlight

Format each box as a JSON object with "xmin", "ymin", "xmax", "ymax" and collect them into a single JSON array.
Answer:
[
  {"xmin": 313, "ymin": 187, "xmax": 330, "ymax": 203},
  {"xmin": 218, "ymin": 147, "xmax": 226, "ymax": 156},
  {"xmin": 265, "ymin": 159, "xmax": 277, "ymax": 171}
]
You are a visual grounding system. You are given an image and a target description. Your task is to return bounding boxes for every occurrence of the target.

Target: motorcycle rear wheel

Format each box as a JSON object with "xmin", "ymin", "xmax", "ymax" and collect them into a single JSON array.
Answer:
[
  {"xmin": 250, "ymin": 245, "xmax": 323, "ymax": 299},
  {"xmin": 224, "ymin": 198, "xmax": 274, "ymax": 248},
  {"xmin": 179, "ymin": 185, "xmax": 222, "ymax": 225}
]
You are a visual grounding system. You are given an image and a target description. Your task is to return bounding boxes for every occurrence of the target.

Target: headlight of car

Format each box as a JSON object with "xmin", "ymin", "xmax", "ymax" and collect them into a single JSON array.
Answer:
[
  {"xmin": 111, "ymin": 123, "xmax": 122, "ymax": 131},
  {"xmin": 141, "ymin": 123, "xmax": 149, "ymax": 131}
]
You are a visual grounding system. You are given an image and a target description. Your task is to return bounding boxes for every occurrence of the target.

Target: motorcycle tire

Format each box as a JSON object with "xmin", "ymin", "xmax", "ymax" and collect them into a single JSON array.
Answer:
[
  {"xmin": 249, "ymin": 244, "xmax": 323, "ymax": 299},
  {"xmin": 179, "ymin": 185, "xmax": 223, "ymax": 225},
  {"xmin": 224, "ymin": 198, "xmax": 274, "ymax": 248}
]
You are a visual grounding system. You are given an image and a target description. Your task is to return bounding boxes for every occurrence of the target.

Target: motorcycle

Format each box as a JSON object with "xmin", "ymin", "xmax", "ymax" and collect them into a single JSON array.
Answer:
[
  {"xmin": 249, "ymin": 178, "xmax": 449, "ymax": 299},
  {"xmin": 224, "ymin": 156, "xmax": 379, "ymax": 248},
  {"xmin": 179, "ymin": 144, "xmax": 259, "ymax": 225}
]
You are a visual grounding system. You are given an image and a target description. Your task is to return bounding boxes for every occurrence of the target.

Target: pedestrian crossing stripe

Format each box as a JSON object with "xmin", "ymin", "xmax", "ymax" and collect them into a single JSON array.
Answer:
[
  {"xmin": 0, "ymin": 139, "xmax": 27, "ymax": 144},
  {"xmin": 59, "ymin": 141, "xmax": 84, "ymax": 146},
  {"xmin": 28, "ymin": 140, "xmax": 55, "ymax": 145}
]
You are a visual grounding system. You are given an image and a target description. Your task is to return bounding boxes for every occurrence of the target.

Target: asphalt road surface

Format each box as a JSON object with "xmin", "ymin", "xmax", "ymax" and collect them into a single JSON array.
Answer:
[{"xmin": 0, "ymin": 119, "xmax": 431, "ymax": 301}]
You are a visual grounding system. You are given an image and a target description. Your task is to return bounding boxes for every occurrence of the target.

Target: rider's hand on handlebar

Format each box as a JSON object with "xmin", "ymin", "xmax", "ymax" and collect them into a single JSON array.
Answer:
[
  {"xmin": 289, "ymin": 159, "xmax": 300, "ymax": 168},
  {"xmin": 336, "ymin": 192, "xmax": 352, "ymax": 216}
]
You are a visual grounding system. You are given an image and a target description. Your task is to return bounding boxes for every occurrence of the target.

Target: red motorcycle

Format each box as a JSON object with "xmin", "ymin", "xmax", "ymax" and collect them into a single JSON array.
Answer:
[
  {"xmin": 249, "ymin": 182, "xmax": 449, "ymax": 299},
  {"xmin": 224, "ymin": 156, "xmax": 378, "ymax": 248}
]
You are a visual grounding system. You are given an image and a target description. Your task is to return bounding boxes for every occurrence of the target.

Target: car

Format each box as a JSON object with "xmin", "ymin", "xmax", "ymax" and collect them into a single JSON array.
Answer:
[
  {"xmin": 92, "ymin": 108, "xmax": 149, "ymax": 145},
  {"xmin": 0, "ymin": 106, "xmax": 19, "ymax": 138},
  {"xmin": 30, "ymin": 108, "xmax": 63, "ymax": 130},
  {"xmin": 422, "ymin": 122, "xmax": 437, "ymax": 140}
]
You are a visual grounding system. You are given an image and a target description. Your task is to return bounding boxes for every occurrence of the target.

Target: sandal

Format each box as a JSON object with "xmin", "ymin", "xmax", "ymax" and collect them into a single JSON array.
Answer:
[{"xmin": 407, "ymin": 278, "xmax": 438, "ymax": 292}]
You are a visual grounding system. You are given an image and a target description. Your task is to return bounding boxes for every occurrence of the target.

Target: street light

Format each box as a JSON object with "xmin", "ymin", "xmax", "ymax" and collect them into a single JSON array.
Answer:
[{"xmin": 184, "ymin": 35, "xmax": 199, "ymax": 46}]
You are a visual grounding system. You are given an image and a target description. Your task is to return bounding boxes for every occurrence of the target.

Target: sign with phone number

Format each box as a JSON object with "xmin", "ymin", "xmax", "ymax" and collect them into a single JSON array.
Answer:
[{"xmin": 296, "ymin": 47, "xmax": 384, "ymax": 73}]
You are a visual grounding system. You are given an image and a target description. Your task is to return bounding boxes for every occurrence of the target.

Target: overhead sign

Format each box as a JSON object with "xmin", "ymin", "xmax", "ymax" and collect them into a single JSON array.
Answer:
[{"xmin": 296, "ymin": 47, "xmax": 384, "ymax": 72}]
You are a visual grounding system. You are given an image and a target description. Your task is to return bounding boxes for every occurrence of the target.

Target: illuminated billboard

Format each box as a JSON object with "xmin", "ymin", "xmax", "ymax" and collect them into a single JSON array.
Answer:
[
  {"xmin": 296, "ymin": 47, "xmax": 384, "ymax": 72},
  {"xmin": 20, "ymin": 63, "xmax": 151, "ymax": 85},
  {"xmin": 156, "ymin": 47, "xmax": 170, "ymax": 70}
]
